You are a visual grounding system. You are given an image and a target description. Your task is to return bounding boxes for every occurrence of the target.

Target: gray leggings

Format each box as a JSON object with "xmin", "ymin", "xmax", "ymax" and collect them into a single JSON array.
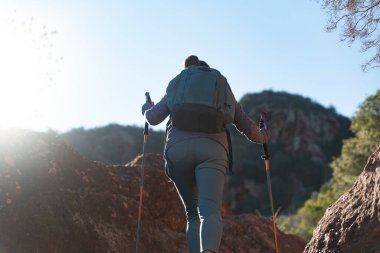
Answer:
[{"xmin": 165, "ymin": 138, "xmax": 228, "ymax": 253}]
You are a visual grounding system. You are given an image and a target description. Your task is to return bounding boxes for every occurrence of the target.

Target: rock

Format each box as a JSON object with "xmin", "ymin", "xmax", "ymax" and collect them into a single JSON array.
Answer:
[
  {"xmin": 0, "ymin": 129, "xmax": 306, "ymax": 252},
  {"xmin": 303, "ymin": 146, "xmax": 380, "ymax": 253}
]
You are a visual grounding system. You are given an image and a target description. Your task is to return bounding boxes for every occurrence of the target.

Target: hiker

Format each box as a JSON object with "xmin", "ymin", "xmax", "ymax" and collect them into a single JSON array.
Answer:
[{"xmin": 141, "ymin": 55, "xmax": 269, "ymax": 253}]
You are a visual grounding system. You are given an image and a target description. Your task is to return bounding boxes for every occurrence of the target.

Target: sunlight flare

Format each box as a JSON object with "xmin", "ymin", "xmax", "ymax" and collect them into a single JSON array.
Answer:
[{"xmin": 0, "ymin": 12, "xmax": 61, "ymax": 130}]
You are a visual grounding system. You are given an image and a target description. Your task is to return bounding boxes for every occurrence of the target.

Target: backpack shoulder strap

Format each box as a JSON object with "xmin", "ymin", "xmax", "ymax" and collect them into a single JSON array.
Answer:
[
  {"xmin": 164, "ymin": 117, "xmax": 172, "ymax": 146},
  {"xmin": 226, "ymin": 128, "xmax": 233, "ymax": 173}
]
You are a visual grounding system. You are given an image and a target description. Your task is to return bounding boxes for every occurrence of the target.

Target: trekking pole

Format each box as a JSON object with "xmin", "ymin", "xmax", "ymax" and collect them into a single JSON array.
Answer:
[
  {"xmin": 135, "ymin": 92, "xmax": 152, "ymax": 253},
  {"xmin": 259, "ymin": 112, "xmax": 279, "ymax": 253}
]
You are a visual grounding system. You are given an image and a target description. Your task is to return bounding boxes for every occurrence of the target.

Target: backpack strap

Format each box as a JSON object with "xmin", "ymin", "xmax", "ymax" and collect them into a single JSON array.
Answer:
[
  {"xmin": 164, "ymin": 118, "xmax": 171, "ymax": 147},
  {"xmin": 226, "ymin": 128, "xmax": 233, "ymax": 173}
]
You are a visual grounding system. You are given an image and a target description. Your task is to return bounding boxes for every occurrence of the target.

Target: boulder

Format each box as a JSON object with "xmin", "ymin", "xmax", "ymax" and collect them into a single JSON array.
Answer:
[
  {"xmin": 0, "ymin": 130, "xmax": 306, "ymax": 252},
  {"xmin": 303, "ymin": 146, "xmax": 380, "ymax": 253}
]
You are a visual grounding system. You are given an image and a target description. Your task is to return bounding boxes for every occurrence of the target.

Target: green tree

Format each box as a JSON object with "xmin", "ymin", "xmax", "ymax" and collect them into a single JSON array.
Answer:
[
  {"xmin": 278, "ymin": 89, "xmax": 380, "ymax": 239},
  {"xmin": 331, "ymin": 89, "xmax": 380, "ymax": 191}
]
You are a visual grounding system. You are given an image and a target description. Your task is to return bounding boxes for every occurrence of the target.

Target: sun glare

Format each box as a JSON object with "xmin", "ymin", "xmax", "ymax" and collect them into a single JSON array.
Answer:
[{"xmin": 0, "ymin": 12, "xmax": 61, "ymax": 130}]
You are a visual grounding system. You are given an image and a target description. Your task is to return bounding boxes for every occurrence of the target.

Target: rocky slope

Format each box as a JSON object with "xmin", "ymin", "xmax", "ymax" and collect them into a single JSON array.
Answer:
[
  {"xmin": 303, "ymin": 145, "xmax": 380, "ymax": 253},
  {"xmin": 238, "ymin": 91, "xmax": 350, "ymax": 163},
  {"xmin": 0, "ymin": 130, "xmax": 306, "ymax": 252}
]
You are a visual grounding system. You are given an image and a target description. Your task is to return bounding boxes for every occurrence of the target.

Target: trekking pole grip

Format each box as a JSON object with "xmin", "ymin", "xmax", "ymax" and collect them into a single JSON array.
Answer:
[
  {"xmin": 144, "ymin": 92, "xmax": 152, "ymax": 136},
  {"xmin": 145, "ymin": 92, "xmax": 152, "ymax": 104},
  {"xmin": 259, "ymin": 112, "xmax": 270, "ymax": 160}
]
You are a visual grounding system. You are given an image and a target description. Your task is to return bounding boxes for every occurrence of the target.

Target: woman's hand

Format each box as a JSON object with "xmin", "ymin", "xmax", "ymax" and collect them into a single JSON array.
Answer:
[
  {"xmin": 259, "ymin": 127, "xmax": 270, "ymax": 144},
  {"xmin": 141, "ymin": 102, "xmax": 154, "ymax": 115}
]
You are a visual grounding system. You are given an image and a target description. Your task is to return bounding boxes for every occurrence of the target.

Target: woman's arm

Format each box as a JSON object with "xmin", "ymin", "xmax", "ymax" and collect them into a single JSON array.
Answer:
[
  {"xmin": 232, "ymin": 102, "xmax": 269, "ymax": 144},
  {"xmin": 142, "ymin": 95, "xmax": 170, "ymax": 126}
]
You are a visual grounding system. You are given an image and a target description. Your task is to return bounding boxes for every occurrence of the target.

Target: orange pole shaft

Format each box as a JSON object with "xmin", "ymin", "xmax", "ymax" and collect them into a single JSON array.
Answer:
[
  {"xmin": 135, "ymin": 133, "xmax": 148, "ymax": 253},
  {"xmin": 272, "ymin": 215, "xmax": 279, "ymax": 253},
  {"xmin": 264, "ymin": 159, "xmax": 279, "ymax": 253}
]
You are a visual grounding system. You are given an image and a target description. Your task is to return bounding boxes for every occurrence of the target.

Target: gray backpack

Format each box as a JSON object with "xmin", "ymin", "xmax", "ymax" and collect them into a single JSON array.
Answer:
[{"xmin": 166, "ymin": 66, "xmax": 236, "ymax": 133}]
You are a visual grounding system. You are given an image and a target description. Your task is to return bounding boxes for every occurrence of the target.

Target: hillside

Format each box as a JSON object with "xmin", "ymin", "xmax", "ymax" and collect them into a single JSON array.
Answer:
[
  {"xmin": 60, "ymin": 124, "xmax": 165, "ymax": 165},
  {"xmin": 226, "ymin": 90, "xmax": 352, "ymax": 214},
  {"xmin": 0, "ymin": 129, "xmax": 306, "ymax": 253}
]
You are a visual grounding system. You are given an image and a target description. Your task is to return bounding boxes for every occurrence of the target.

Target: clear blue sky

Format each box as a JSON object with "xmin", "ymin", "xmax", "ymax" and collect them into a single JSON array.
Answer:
[{"xmin": 0, "ymin": 0, "xmax": 379, "ymax": 132}]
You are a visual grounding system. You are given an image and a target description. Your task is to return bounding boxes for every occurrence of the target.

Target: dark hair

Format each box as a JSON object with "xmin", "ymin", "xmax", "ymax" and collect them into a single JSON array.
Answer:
[
  {"xmin": 199, "ymin": 60, "xmax": 209, "ymax": 68},
  {"xmin": 184, "ymin": 55, "xmax": 199, "ymax": 68}
]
